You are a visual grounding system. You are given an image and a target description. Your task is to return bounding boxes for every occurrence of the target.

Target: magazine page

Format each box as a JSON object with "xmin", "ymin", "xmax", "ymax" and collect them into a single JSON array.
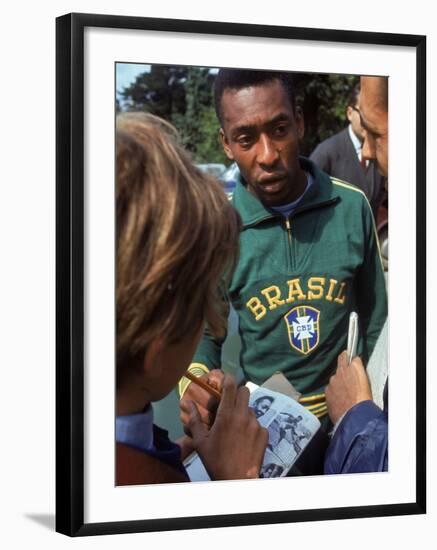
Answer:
[
  {"xmin": 184, "ymin": 384, "xmax": 320, "ymax": 481},
  {"xmin": 247, "ymin": 385, "xmax": 321, "ymax": 477}
]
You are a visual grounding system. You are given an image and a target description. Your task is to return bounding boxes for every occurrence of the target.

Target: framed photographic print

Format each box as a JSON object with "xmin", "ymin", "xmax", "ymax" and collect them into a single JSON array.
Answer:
[{"xmin": 56, "ymin": 12, "xmax": 426, "ymax": 536}]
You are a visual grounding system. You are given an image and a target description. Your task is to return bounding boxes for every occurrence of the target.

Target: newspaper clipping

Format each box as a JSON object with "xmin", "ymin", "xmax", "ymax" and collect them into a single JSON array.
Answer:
[{"xmin": 249, "ymin": 387, "xmax": 320, "ymax": 478}]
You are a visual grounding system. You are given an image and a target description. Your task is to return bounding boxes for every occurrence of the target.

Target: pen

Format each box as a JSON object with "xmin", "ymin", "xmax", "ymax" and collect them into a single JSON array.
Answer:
[
  {"xmin": 184, "ymin": 371, "xmax": 222, "ymax": 401},
  {"xmin": 346, "ymin": 311, "xmax": 359, "ymax": 365}
]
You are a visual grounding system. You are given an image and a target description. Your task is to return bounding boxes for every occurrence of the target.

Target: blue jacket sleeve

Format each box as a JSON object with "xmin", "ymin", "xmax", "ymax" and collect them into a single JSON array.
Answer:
[{"xmin": 324, "ymin": 400, "xmax": 388, "ymax": 474}]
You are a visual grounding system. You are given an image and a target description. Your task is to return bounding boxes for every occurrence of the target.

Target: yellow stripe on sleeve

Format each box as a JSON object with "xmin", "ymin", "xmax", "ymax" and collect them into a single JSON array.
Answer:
[
  {"xmin": 331, "ymin": 177, "xmax": 385, "ymax": 274},
  {"xmin": 178, "ymin": 363, "xmax": 210, "ymax": 398}
]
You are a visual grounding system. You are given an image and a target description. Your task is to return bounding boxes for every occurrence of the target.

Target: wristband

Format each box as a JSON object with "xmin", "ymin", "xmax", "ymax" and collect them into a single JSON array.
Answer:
[{"xmin": 178, "ymin": 363, "xmax": 210, "ymax": 398}]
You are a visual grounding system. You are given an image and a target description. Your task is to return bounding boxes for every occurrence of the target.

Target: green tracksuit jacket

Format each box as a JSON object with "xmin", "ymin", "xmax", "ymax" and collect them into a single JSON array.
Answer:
[{"xmin": 192, "ymin": 157, "xmax": 387, "ymax": 396}]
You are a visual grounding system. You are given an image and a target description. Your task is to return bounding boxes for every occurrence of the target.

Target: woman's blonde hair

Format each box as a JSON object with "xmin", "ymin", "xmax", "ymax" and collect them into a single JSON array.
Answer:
[{"xmin": 116, "ymin": 112, "xmax": 239, "ymax": 384}]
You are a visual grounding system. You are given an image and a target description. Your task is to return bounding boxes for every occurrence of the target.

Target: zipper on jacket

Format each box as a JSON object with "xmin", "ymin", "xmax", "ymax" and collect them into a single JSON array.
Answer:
[
  {"xmin": 285, "ymin": 217, "xmax": 292, "ymax": 244},
  {"xmin": 285, "ymin": 217, "xmax": 293, "ymax": 269}
]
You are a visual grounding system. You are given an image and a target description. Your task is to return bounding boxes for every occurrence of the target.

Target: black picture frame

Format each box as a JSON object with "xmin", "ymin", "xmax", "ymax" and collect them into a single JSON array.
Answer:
[{"xmin": 56, "ymin": 12, "xmax": 426, "ymax": 537}]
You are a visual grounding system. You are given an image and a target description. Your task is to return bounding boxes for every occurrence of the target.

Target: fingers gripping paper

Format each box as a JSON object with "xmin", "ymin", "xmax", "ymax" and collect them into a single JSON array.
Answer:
[{"xmin": 184, "ymin": 375, "xmax": 320, "ymax": 480}]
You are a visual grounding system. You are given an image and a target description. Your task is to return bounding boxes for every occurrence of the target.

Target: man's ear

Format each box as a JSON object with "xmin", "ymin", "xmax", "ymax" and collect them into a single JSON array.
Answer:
[
  {"xmin": 219, "ymin": 128, "xmax": 234, "ymax": 161},
  {"xmin": 346, "ymin": 105, "xmax": 353, "ymax": 123},
  {"xmin": 295, "ymin": 107, "xmax": 305, "ymax": 141}
]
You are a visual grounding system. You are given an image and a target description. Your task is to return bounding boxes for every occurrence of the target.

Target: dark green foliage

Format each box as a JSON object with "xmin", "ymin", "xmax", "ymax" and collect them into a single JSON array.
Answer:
[
  {"xmin": 119, "ymin": 65, "xmax": 359, "ymax": 163},
  {"xmin": 171, "ymin": 68, "xmax": 226, "ymax": 164},
  {"xmin": 294, "ymin": 73, "xmax": 359, "ymax": 156},
  {"xmin": 120, "ymin": 65, "xmax": 226, "ymax": 164}
]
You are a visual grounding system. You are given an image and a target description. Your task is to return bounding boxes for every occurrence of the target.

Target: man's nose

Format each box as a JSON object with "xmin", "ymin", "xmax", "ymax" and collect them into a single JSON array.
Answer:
[{"xmin": 257, "ymin": 134, "xmax": 279, "ymax": 168}]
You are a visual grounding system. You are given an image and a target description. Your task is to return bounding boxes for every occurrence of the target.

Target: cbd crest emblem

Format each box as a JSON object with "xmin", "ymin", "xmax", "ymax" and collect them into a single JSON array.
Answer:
[{"xmin": 284, "ymin": 305, "xmax": 320, "ymax": 355}]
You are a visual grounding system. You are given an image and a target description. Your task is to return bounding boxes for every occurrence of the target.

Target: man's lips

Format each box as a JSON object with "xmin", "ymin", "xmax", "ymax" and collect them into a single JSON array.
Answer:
[
  {"xmin": 258, "ymin": 174, "xmax": 287, "ymax": 184},
  {"xmin": 257, "ymin": 174, "xmax": 287, "ymax": 192}
]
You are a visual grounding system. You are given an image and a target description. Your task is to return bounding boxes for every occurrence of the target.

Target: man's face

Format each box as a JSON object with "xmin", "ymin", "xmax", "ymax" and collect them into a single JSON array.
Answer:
[
  {"xmin": 359, "ymin": 77, "xmax": 388, "ymax": 178},
  {"xmin": 254, "ymin": 397, "xmax": 272, "ymax": 418},
  {"xmin": 219, "ymin": 79, "xmax": 305, "ymax": 206}
]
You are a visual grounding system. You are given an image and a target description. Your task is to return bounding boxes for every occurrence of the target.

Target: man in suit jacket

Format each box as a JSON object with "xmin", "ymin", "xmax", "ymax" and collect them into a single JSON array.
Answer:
[{"xmin": 310, "ymin": 83, "xmax": 384, "ymax": 218}]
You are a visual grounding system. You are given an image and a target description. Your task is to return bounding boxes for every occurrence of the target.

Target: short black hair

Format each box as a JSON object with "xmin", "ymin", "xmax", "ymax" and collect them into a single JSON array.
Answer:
[
  {"xmin": 347, "ymin": 82, "xmax": 360, "ymax": 109},
  {"xmin": 214, "ymin": 69, "xmax": 296, "ymax": 126}
]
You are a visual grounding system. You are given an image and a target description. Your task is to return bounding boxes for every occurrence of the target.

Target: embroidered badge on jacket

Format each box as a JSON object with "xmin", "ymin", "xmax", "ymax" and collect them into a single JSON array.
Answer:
[{"xmin": 284, "ymin": 305, "xmax": 320, "ymax": 355}]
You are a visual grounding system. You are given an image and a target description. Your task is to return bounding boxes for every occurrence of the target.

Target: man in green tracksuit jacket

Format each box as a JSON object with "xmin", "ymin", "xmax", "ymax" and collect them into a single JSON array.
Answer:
[
  {"xmin": 179, "ymin": 70, "xmax": 387, "ymax": 469},
  {"xmin": 191, "ymin": 157, "xmax": 386, "ymax": 390}
]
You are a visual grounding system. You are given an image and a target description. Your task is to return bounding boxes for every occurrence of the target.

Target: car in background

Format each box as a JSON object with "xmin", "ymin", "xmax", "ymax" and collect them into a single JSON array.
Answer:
[
  {"xmin": 196, "ymin": 163, "xmax": 227, "ymax": 179},
  {"xmin": 220, "ymin": 162, "xmax": 239, "ymax": 197},
  {"xmin": 197, "ymin": 162, "xmax": 238, "ymax": 198}
]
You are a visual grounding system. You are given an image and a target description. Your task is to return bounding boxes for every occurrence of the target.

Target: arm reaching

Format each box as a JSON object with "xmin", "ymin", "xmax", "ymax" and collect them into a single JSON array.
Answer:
[
  {"xmin": 324, "ymin": 399, "xmax": 388, "ymax": 474},
  {"xmin": 187, "ymin": 374, "xmax": 268, "ymax": 480},
  {"xmin": 324, "ymin": 351, "xmax": 388, "ymax": 474}
]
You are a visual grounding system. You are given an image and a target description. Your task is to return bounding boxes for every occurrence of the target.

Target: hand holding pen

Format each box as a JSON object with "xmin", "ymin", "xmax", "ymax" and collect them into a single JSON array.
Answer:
[{"xmin": 179, "ymin": 369, "xmax": 224, "ymax": 433}]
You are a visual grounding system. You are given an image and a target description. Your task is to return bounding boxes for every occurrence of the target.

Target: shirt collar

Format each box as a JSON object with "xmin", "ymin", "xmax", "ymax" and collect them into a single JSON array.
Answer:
[
  {"xmin": 270, "ymin": 172, "xmax": 313, "ymax": 217},
  {"xmin": 348, "ymin": 124, "xmax": 362, "ymax": 157},
  {"xmin": 116, "ymin": 405, "xmax": 155, "ymax": 452}
]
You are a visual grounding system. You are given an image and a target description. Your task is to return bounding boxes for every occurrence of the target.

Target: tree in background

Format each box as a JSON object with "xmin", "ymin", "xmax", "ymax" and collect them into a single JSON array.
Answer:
[
  {"xmin": 120, "ymin": 65, "xmax": 226, "ymax": 164},
  {"xmin": 121, "ymin": 65, "xmax": 187, "ymax": 119},
  {"xmin": 119, "ymin": 65, "xmax": 358, "ymax": 164},
  {"xmin": 294, "ymin": 73, "xmax": 358, "ymax": 156}
]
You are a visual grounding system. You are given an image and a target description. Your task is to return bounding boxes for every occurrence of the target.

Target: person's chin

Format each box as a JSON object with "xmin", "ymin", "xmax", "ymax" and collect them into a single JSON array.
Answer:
[{"xmin": 151, "ymin": 386, "xmax": 173, "ymax": 403}]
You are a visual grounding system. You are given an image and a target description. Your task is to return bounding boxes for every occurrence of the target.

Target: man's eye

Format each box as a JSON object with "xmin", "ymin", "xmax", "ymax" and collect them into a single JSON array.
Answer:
[
  {"xmin": 273, "ymin": 124, "xmax": 289, "ymax": 137},
  {"xmin": 237, "ymin": 135, "xmax": 253, "ymax": 147}
]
